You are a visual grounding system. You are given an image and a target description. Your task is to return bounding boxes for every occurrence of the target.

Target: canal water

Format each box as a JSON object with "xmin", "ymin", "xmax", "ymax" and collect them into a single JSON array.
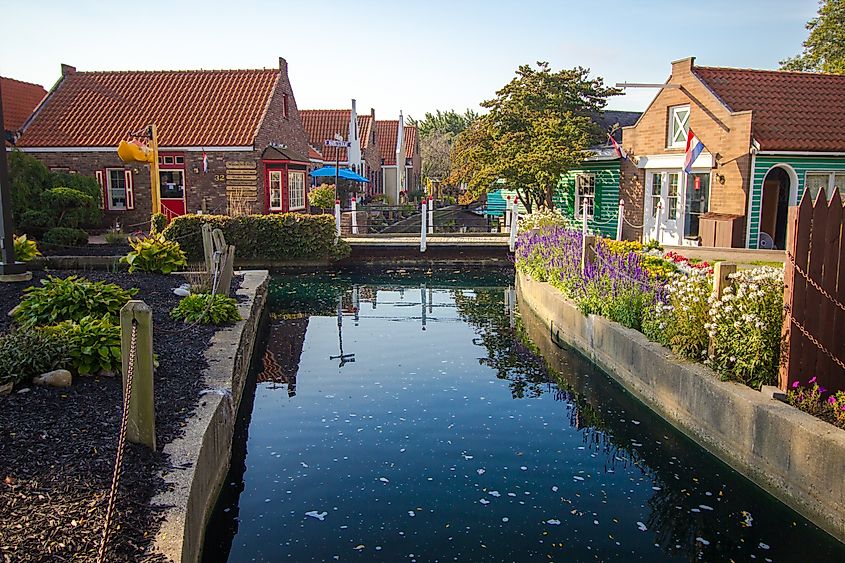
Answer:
[{"xmin": 203, "ymin": 271, "xmax": 844, "ymax": 562}]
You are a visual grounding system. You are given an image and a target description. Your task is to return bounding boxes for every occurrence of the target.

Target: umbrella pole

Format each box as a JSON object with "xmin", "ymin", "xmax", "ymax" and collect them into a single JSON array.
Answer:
[{"xmin": 335, "ymin": 151, "xmax": 340, "ymax": 204}]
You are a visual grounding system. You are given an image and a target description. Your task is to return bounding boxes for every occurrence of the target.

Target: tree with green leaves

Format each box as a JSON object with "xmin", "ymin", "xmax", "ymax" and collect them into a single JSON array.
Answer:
[
  {"xmin": 780, "ymin": 0, "xmax": 845, "ymax": 74},
  {"xmin": 408, "ymin": 109, "xmax": 478, "ymax": 183},
  {"xmin": 450, "ymin": 63, "xmax": 618, "ymax": 213}
]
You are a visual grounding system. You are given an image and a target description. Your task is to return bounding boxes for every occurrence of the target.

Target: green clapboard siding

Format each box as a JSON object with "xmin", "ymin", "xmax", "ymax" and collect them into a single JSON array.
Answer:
[{"xmin": 748, "ymin": 155, "xmax": 845, "ymax": 248}]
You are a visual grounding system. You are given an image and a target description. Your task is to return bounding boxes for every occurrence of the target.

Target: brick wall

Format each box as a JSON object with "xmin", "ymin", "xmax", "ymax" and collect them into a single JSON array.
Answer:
[
  {"xmin": 620, "ymin": 57, "xmax": 753, "ymax": 242},
  {"xmin": 254, "ymin": 58, "xmax": 309, "ymax": 161}
]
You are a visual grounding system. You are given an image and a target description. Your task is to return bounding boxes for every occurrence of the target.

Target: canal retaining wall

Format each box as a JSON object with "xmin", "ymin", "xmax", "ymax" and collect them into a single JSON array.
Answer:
[
  {"xmin": 152, "ymin": 270, "xmax": 269, "ymax": 562},
  {"xmin": 517, "ymin": 271, "xmax": 845, "ymax": 544}
]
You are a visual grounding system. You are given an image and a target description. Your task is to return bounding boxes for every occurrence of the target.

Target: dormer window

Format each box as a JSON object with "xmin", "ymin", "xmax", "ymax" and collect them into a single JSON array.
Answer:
[{"xmin": 668, "ymin": 105, "xmax": 690, "ymax": 148}]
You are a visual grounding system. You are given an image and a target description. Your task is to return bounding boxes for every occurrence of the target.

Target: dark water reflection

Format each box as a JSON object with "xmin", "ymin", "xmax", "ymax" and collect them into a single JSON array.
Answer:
[{"xmin": 203, "ymin": 271, "xmax": 844, "ymax": 562}]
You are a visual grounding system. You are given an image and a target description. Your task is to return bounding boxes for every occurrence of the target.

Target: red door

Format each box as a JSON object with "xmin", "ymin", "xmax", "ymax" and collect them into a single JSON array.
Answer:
[{"xmin": 159, "ymin": 153, "xmax": 187, "ymax": 218}]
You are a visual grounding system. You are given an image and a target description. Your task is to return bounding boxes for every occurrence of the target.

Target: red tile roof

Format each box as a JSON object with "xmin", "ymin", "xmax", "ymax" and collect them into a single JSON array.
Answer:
[
  {"xmin": 1, "ymin": 76, "xmax": 47, "ymax": 133},
  {"xmin": 299, "ymin": 109, "xmax": 373, "ymax": 162},
  {"xmin": 18, "ymin": 68, "xmax": 281, "ymax": 147},
  {"xmin": 693, "ymin": 66, "xmax": 845, "ymax": 152},
  {"xmin": 375, "ymin": 120, "xmax": 417, "ymax": 165},
  {"xmin": 308, "ymin": 145, "xmax": 324, "ymax": 160}
]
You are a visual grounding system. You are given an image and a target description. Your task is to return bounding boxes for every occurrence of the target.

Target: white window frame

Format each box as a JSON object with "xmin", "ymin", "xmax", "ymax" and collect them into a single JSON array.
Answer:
[
  {"xmin": 666, "ymin": 172, "xmax": 680, "ymax": 220},
  {"xmin": 574, "ymin": 173, "xmax": 595, "ymax": 219},
  {"xmin": 288, "ymin": 170, "xmax": 306, "ymax": 211},
  {"xmin": 668, "ymin": 105, "xmax": 690, "ymax": 148},
  {"xmin": 804, "ymin": 170, "xmax": 845, "ymax": 201},
  {"xmin": 269, "ymin": 170, "xmax": 283, "ymax": 211},
  {"xmin": 106, "ymin": 167, "xmax": 127, "ymax": 210}
]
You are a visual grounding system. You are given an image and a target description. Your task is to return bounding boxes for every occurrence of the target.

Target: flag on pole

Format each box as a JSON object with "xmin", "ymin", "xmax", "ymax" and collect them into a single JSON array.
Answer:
[
  {"xmin": 608, "ymin": 133, "xmax": 628, "ymax": 160},
  {"xmin": 202, "ymin": 151, "xmax": 208, "ymax": 173},
  {"xmin": 683, "ymin": 130, "xmax": 705, "ymax": 173}
]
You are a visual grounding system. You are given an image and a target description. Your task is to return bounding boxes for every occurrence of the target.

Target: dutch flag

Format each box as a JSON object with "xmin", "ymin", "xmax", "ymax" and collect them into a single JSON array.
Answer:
[
  {"xmin": 608, "ymin": 133, "xmax": 628, "ymax": 161},
  {"xmin": 683, "ymin": 129, "xmax": 705, "ymax": 174},
  {"xmin": 202, "ymin": 151, "xmax": 209, "ymax": 173}
]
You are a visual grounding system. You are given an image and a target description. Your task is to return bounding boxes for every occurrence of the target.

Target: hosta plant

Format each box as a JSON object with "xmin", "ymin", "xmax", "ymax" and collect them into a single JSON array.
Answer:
[
  {"xmin": 14, "ymin": 275, "xmax": 136, "ymax": 327},
  {"xmin": 122, "ymin": 233, "xmax": 187, "ymax": 274},
  {"xmin": 0, "ymin": 329, "xmax": 70, "ymax": 386},
  {"xmin": 13, "ymin": 234, "xmax": 41, "ymax": 262},
  {"xmin": 49, "ymin": 316, "xmax": 122, "ymax": 376},
  {"xmin": 171, "ymin": 293, "xmax": 241, "ymax": 325}
]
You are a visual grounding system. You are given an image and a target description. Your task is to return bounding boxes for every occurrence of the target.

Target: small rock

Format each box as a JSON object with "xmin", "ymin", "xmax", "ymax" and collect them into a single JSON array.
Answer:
[
  {"xmin": 33, "ymin": 369, "xmax": 72, "ymax": 388},
  {"xmin": 7, "ymin": 304, "xmax": 20, "ymax": 318},
  {"xmin": 98, "ymin": 370, "xmax": 116, "ymax": 378},
  {"xmin": 0, "ymin": 382, "xmax": 12, "ymax": 396},
  {"xmin": 16, "ymin": 387, "xmax": 31, "ymax": 394}
]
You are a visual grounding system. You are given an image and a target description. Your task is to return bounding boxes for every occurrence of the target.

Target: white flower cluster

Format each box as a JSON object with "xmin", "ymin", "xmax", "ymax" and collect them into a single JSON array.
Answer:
[{"xmin": 518, "ymin": 207, "xmax": 570, "ymax": 233}]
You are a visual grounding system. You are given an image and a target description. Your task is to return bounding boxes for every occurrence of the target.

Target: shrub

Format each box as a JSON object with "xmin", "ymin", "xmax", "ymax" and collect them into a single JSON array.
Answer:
[
  {"xmin": 150, "ymin": 212, "xmax": 168, "ymax": 235},
  {"xmin": 50, "ymin": 316, "xmax": 122, "ymax": 376},
  {"xmin": 122, "ymin": 233, "xmax": 188, "ymax": 274},
  {"xmin": 161, "ymin": 213, "xmax": 350, "ymax": 263},
  {"xmin": 104, "ymin": 231, "xmax": 129, "ymax": 244},
  {"xmin": 643, "ymin": 270, "xmax": 712, "ymax": 359},
  {"xmin": 42, "ymin": 187, "xmax": 95, "ymax": 226},
  {"xmin": 171, "ymin": 293, "xmax": 241, "ymax": 325},
  {"xmin": 0, "ymin": 329, "xmax": 70, "ymax": 386},
  {"xmin": 309, "ymin": 184, "xmax": 336, "ymax": 210},
  {"xmin": 14, "ymin": 275, "xmax": 137, "ymax": 328},
  {"xmin": 706, "ymin": 267, "xmax": 784, "ymax": 389},
  {"xmin": 43, "ymin": 226, "xmax": 89, "ymax": 247},
  {"xmin": 18, "ymin": 209, "xmax": 53, "ymax": 234},
  {"xmin": 518, "ymin": 207, "xmax": 570, "ymax": 233},
  {"xmin": 13, "ymin": 234, "xmax": 41, "ymax": 262}
]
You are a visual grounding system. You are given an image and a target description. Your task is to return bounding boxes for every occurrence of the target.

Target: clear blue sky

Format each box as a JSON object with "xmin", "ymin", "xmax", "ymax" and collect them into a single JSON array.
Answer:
[{"xmin": 1, "ymin": 0, "xmax": 817, "ymax": 120}]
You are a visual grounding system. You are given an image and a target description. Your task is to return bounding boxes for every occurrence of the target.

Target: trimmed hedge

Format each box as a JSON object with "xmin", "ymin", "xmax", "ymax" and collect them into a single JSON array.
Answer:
[{"xmin": 161, "ymin": 213, "xmax": 350, "ymax": 262}]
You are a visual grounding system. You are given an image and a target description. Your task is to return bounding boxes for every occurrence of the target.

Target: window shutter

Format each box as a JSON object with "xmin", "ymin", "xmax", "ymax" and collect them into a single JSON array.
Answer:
[
  {"xmin": 124, "ymin": 169, "xmax": 135, "ymax": 210},
  {"xmin": 95, "ymin": 170, "xmax": 106, "ymax": 209}
]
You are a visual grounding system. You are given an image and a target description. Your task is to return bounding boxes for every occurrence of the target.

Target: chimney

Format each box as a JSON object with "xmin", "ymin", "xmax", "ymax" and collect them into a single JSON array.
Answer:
[
  {"xmin": 670, "ymin": 56, "xmax": 695, "ymax": 77},
  {"xmin": 61, "ymin": 64, "xmax": 76, "ymax": 77},
  {"xmin": 278, "ymin": 57, "xmax": 288, "ymax": 73}
]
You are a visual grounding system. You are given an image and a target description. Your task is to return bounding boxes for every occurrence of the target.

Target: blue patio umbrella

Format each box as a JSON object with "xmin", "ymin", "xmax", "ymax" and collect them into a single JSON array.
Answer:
[{"xmin": 310, "ymin": 166, "xmax": 369, "ymax": 182}]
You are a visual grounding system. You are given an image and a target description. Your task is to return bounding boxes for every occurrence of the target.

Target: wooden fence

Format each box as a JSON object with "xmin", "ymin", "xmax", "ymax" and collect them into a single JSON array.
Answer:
[{"xmin": 780, "ymin": 190, "xmax": 845, "ymax": 391}]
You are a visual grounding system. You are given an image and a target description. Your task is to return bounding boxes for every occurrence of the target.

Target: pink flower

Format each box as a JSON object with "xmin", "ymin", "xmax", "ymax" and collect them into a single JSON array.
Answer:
[
  {"xmin": 809, "ymin": 376, "xmax": 817, "ymax": 384},
  {"xmin": 841, "ymin": 404, "xmax": 845, "ymax": 412},
  {"xmin": 792, "ymin": 381, "xmax": 800, "ymax": 388},
  {"xmin": 828, "ymin": 396, "xmax": 836, "ymax": 405}
]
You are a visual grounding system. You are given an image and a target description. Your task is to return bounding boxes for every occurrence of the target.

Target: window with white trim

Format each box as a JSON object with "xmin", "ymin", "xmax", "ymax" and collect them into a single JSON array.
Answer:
[
  {"xmin": 107, "ymin": 168, "xmax": 127, "ymax": 210},
  {"xmin": 574, "ymin": 174, "xmax": 595, "ymax": 219},
  {"xmin": 805, "ymin": 171, "xmax": 845, "ymax": 201},
  {"xmin": 668, "ymin": 105, "xmax": 690, "ymax": 148},
  {"xmin": 289, "ymin": 171, "xmax": 306, "ymax": 210},
  {"xmin": 651, "ymin": 173, "xmax": 662, "ymax": 217},
  {"xmin": 667, "ymin": 173, "xmax": 680, "ymax": 220},
  {"xmin": 269, "ymin": 170, "xmax": 283, "ymax": 211}
]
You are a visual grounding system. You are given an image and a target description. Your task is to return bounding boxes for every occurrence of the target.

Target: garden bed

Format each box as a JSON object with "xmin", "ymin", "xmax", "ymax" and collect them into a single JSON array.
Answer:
[{"xmin": 0, "ymin": 270, "xmax": 242, "ymax": 561}]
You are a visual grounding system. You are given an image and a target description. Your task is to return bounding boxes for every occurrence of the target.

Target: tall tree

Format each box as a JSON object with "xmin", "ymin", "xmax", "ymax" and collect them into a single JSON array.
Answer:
[
  {"xmin": 449, "ymin": 63, "xmax": 618, "ymax": 213},
  {"xmin": 408, "ymin": 109, "xmax": 478, "ymax": 182},
  {"xmin": 780, "ymin": 0, "xmax": 845, "ymax": 73}
]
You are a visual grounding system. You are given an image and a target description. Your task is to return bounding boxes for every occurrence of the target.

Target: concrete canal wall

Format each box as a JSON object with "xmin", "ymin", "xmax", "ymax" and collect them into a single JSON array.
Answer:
[
  {"xmin": 153, "ymin": 270, "xmax": 269, "ymax": 562},
  {"xmin": 517, "ymin": 271, "xmax": 845, "ymax": 544}
]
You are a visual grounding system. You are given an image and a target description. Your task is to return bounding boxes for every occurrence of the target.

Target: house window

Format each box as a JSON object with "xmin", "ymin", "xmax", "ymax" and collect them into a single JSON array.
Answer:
[
  {"xmin": 269, "ymin": 170, "xmax": 283, "ymax": 211},
  {"xmin": 289, "ymin": 171, "xmax": 306, "ymax": 211},
  {"xmin": 667, "ymin": 173, "xmax": 680, "ymax": 220},
  {"xmin": 107, "ymin": 168, "xmax": 127, "ymax": 210},
  {"xmin": 574, "ymin": 174, "xmax": 595, "ymax": 219},
  {"xmin": 174, "ymin": 156, "xmax": 184, "ymax": 165},
  {"xmin": 668, "ymin": 105, "xmax": 690, "ymax": 148},
  {"xmin": 159, "ymin": 169, "xmax": 185, "ymax": 199},
  {"xmin": 805, "ymin": 171, "xmax": 845, "ymax": 201},
  {"xmin": 651, "ymin": 173, "xmax": 662, "ymax": 217}
]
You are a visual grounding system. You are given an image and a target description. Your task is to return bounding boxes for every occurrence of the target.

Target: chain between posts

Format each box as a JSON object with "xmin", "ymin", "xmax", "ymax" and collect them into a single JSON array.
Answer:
[
  {"xmin": 97, "ymin": 320, "xmax": 138, "ymax": 563},
  {"xmin": 786, "ymin": 250, "xmax": 845, "ymax": 313},
  {"xmin": 790, "ymin": 315, "xmax": 845, "ymax": 372}
]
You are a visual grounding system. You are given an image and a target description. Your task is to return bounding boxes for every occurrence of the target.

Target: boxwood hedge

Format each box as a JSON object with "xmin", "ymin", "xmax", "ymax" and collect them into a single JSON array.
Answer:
[{"xmin": 161, "ymin": 213, "xmax": 350, "ymax": 262}]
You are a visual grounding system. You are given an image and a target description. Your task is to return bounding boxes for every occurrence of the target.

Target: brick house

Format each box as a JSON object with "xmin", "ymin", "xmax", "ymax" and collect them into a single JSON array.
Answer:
[
  {"xmin": 620, "ymin": 57, "xmax": 845, "ymax": 248},
  {"xmin": 300, "ymin": 101, "xmax": 382, "ymax": 197},
  {"xmin": 376, "ymin": 115, "xmax": 421, "ymax": 203},
  {"xmin": 1, "ymin": 76, "xmax": 47, "ymax": 143},
  {"xmin": 14, "ymin": 58, "xmax": 310, "ymax": 229}
]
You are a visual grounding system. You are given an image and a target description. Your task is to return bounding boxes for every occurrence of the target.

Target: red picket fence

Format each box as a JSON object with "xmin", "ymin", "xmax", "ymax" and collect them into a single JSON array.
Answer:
[{"xmin": 780, "ymin": 189, "xmax": 845, "ymax": 391}]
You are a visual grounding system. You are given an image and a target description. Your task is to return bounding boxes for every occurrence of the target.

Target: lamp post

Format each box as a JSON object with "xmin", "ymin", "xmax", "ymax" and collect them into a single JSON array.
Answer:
[{"xmin": 0, "ymin": 81, "xmax": 29, "ymax": 280}]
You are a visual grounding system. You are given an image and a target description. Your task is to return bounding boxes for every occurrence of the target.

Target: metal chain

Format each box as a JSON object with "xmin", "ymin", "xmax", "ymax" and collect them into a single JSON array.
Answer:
[
  {"xmin": 790, "ymin": 316, "xmax": 845, "ymax": 372},
  {"xmin": 786, "ymin": 250, "xmax": 845, "ymax": 314},
  {"xmin": 97, "ymin": 320, "xmax": 138, "ymax": 563}
]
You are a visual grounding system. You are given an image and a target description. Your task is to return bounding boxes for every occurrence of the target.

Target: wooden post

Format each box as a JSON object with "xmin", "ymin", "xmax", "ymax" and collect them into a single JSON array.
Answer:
[
  {"xmin": 120, "ymin": 301, "xmax": 155, "ymax": 451},
  {"xmin": 216, "ymin": 244, "xmax": 235, "ymax": 297},
  {"xmin": 708, "ymin": 262, "xmax": 737, "ymax": 358},
  {"xmin": 582, "ymin": 234, "xmax": 596, "ymax": 275},
  {"xmin": 201, "ymin": 223, "xmax": 214, "ymax": 273}
]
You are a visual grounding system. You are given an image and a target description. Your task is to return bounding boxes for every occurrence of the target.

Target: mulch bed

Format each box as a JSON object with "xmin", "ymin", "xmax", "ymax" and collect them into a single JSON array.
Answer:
[
  {"xmin": 0, "ymin": 270, "xmax": 242, "ymax": 562},
  {"xmin": 40, "ymin": 244, "xmax": 131, "ymax": 257}
]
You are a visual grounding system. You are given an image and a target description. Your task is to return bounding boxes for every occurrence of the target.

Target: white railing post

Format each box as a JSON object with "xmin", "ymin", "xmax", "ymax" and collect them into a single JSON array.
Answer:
[
  {"xmin": 508, "ymin": 205, "xmax": 519, "ymax": 252},
  {"xmin": 335, "ymin": 199, "xmax": 341, "ymax": 237},
  {"xmin": 582, "ymin": 199, "xmax": 588, "ymax": 235},
  {"xmin": 427, "ymin": 196, "xmax": 434, "ymax": 234},
  {"xmin": 351, "ymin": 195, "xmax": 358, "ymax": 234},
  {"xmin": 420, "ymin": 199, "xmax": 427, "ymax": 252},
  {"xmin": 617, "ymin": 199, "xmax": 624, "ymax": 241},
  {"xmin": 505, "ymin": 195, "xmax": 512, "ymax": 232}
]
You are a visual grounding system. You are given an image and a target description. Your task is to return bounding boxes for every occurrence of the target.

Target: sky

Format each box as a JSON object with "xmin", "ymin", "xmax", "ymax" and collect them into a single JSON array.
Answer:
[{"xmin": 0, "ymin": 0, "xmax": 818, "ymax": 121}]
